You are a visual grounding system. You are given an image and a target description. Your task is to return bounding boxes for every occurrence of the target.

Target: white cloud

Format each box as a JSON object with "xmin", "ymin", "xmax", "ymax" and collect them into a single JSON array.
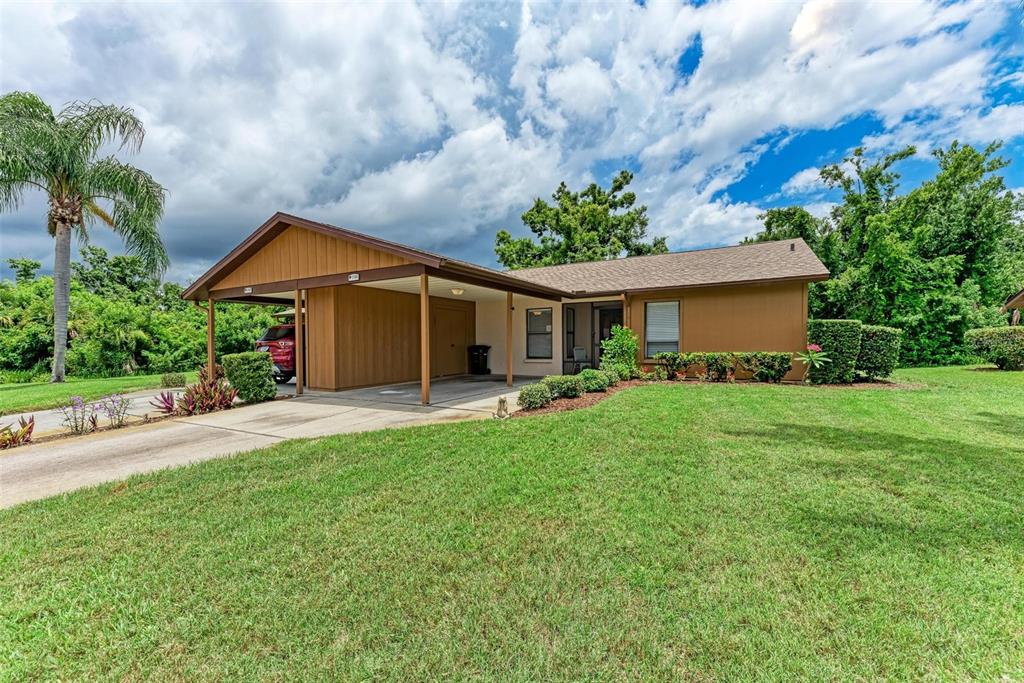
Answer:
[
  {"xmin": 781, "ymin": 167, "xmax": 824, "ymax": 195},
  {"xmin": 545, "ymin": 58, "xmax": 614, "ymax": 121}
]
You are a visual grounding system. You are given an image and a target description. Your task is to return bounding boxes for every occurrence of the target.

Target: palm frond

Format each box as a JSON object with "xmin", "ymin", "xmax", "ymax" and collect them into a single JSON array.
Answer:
[
  {"xmin": 83, "ymin": 156, "xmax": 168, "ymax": 275},
  {"xmin": 84, "ymin": 198, "xmax": 115, "ymax": 227},
  {"xmin": 60, "ymin": 100, "xmax": 145, "ymax": 157},
  {"xmin": 0, "ymin": 92, "xmax": 59, "ymax": 212}
]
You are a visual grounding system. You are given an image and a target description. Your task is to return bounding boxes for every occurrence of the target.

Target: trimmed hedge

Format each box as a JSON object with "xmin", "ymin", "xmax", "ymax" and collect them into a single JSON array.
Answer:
[
  {"xmin": 601, "ymin": 368, "xmax": 620, "ymax": 386},
  {"xmin": 541, "ymin": 374, "xmax": 585, "ymax": 399},
  {"xmin": 807, "ymin": 319, "xmax": 862, "ymax": 384},
  {"xmin": 857, "ymin": 325, "xmax": 902, "ymax": 379},
  {"xmin": 160, "ymin": 372, "xmax": 187, "ymax": 388},
  {"xmin": 517, "ymin": 383, "xmax": 552, "ymax": 410},
  {"xmin": 965, "ymin": 326, "xmax": 1024, "ymax": 370},
  {"xmin": 691, "ymin": 352, "xmax": 736, "ymax": 382},
  {"xmin": 652, "ymin": 352, "xmax": 687, "ymax": 379},
  {"xmin": 577, "ymin": 368, "xmax": 610, "ymax": 392},
  {"xmin": 222, "ymin": 352, "xmax": 277, "ymax": 403},
  {"xmin": 736, "ymin": 352, "xmax": 793, "ymax": 383}
]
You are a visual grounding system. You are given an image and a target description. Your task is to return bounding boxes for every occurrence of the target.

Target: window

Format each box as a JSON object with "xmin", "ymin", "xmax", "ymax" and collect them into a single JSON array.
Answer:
[
  {"xmin": 526, "ymin": 308, "xmax": 553, "ymax": 359},
  {"xmin": 645, "ymin": 301, "xmax": 679, "ymax": 357},
  {"xmin": 564, "ymin": 308, "xmax": 575, "ymax": 359}
]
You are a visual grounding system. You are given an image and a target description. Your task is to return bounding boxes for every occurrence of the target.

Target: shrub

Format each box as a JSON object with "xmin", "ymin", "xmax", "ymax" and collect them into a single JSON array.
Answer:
[
  {"xmin": 222, "ymin": 352, "xmax": 277, "ymax": 403},
  {"xmin": 652, "ymin": 365, "xmax": 668, "ymax": 381},
  {"xmin": 0, "ymin": 369, "xmax": 38, "ymax": 384},
  {"xmin": 541, "ymin": 374, "xmax": 586, "ymax": 399},
  {"xmin": 599, "ymin": 325, "xmax": 640, "ymax": 379},
  {"xmin": 176, "ymin": 374, "xmax": 238, "ymax": 416},
  {"xmin": 690, "ymin": 352, "xmax": 736, "ymax": 382},
  {"xmin": 652, "ymin": 351, "xmax": 688, "ymax": 379},
  {"xmin": 160, "ymin": 372, "xmax": 187, "ymax": 388},
  {"xmin": 150, "ymin": 391, "xmax": 176, "ymax": 415},
  {"xmin": 736, "ymin": 352, "xmax": 793, "ymax": 383},
  {"xmin": 807, "ymin": 320, "xmax": 862, "ymax": 384},
  {"xmin": 517, "ymin": 383, "xmax": 552, "ymax": 410},
  {"xmin": 857, "ymin": 326, "xmax": 902, "ymax": 380},
  {"xmin": 0, "ymin": 416, "xmax": 34, "ymax": 449},
  {"xmin": 577, "ymin": 368, "xmax": 609, "ymax": 392},
  {"xmin": 601, "ymin": 368, "xmax": 620, "ymax": 386},
  {"xmin": 965, "ymin": 327, "xmax": 1024, "ymax": 370}
]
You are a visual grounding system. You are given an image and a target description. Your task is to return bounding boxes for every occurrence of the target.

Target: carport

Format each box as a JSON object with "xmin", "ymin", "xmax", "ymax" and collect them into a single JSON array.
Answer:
[{"xmin": 182, "ymin": 213, "xmax": 564, "ymax": 404}]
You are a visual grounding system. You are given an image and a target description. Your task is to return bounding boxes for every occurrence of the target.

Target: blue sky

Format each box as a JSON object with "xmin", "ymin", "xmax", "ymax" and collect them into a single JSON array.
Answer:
[{"xmin": 1, "ymin": 0, "xmax": 1022, "ymax": 282}]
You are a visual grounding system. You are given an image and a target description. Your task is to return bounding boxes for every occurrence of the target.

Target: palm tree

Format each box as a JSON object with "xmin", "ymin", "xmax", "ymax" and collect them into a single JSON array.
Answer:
[{"xmin": 0, "ymin": 92, "xmax": 167, "ymax": 382}]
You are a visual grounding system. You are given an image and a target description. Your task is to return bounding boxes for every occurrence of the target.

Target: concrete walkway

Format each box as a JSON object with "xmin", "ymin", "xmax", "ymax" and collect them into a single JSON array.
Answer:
[{"xmin": 1, "ymin": 378, "xmax": 526, "ymax": 509}]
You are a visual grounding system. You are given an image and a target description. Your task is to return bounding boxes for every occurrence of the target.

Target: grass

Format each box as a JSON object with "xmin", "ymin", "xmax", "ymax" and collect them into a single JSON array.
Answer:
[
  {"xmin": 1, "ymin": 366, "xmax": 1022, "ymax": 680},
  {"xmin": 0, "ymin": 373, "xmax": 195, "ymax": 417}
]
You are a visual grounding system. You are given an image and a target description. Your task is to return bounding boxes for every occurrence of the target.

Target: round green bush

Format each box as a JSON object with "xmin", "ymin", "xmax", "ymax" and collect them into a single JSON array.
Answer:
[
  {"xmin": 221, "ymin": 352, "xmax": 277, "ymax": 403},
  {"xmin": 965, "ymin": 326, "xmax": 1024, "ymax": 370},
  {"xmin": 807, "ymin": 319, "xmax": 862, "ymax": 384},
  {"xmin": 577, "ymin": 368, "xmax": 610, "ymax": 392},
  {"xmin": 736, "ymin": 352, "xmax": 793, "ymax": 383},
  {"xmin": 540, "ymin": 374, "xmax": 585, "ymax": 398},
  {"xmin": 160, "ymin": 372, "xmax": 187, "ymax": 388},
  {"xmin": 857, "ymin": 326, "xmax": 902, "ymax": 379},
  {"xmin": 517, "ymin": 383, "xmax": 552, "ymax": 410}
]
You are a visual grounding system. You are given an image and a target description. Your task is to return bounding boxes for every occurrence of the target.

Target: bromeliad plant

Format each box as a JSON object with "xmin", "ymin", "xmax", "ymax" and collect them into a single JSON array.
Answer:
[
  {"xmin": 175, "ymin": 368, "xmax": 237, "ymax": 416},
  {"xmin": 0, "ymin": 416, "xmax": 34, "ymax": 449}
]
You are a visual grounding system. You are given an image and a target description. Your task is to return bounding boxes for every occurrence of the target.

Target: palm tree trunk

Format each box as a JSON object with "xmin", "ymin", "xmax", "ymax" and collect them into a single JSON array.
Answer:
[{"xmin": 51, "ymin": 221, "xmax": 72, "ymax": 383}]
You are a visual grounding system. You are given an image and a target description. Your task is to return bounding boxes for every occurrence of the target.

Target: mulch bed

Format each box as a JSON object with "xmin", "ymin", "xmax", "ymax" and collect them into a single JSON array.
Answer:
[{"xmin": 514, "ymin": 376, "xmax": 920, "ymax": 417}]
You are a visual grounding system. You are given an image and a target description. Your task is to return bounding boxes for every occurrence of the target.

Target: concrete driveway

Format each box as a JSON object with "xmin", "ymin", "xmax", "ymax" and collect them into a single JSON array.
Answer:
[{"xmin": 1, "ymin": 377, "xmax": 528, "ymax": 508}]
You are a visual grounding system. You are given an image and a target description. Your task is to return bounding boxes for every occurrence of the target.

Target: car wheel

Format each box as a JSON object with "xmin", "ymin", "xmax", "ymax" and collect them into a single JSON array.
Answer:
[{"xmin": 275, "ymin": 373, "xmax": 294, "ymax": 384}]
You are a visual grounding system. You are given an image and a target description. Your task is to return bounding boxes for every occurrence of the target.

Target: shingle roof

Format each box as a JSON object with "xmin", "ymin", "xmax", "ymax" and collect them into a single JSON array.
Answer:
[{"xmin": 505, "ymin": 238, "xmax": 830, "ymax": 295}]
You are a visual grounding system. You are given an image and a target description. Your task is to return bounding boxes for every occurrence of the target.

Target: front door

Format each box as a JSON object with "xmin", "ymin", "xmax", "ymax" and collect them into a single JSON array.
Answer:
[
  {"xmin": 596, "ymin": 306, "xmax": 624, "ymax": 363},
  {"xmin": 432, "ymin": 307, "xmax": 469, "ymax": 377}
]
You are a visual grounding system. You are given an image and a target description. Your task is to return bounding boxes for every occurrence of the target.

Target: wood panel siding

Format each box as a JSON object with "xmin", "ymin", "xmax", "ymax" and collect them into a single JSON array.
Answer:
[
  {"xmin": 212, "ymin": 225, "xmax": 412, "ymax": 291},
  {"xmin": 431, "ymin": 297, "xmax": 476, "ymax": 378},
  {"xmin": 305, "ymin": 284, "xmax": 475, "ymax": 391},
  {"xmin": 628, "ymin": 281, "xmax": 808, "ymax": 380}
]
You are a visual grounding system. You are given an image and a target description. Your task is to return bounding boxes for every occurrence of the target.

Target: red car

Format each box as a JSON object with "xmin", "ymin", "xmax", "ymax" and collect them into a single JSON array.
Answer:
[{"xmin": 255, "ymin": 324, "xmax": 296, "ymax": 382}]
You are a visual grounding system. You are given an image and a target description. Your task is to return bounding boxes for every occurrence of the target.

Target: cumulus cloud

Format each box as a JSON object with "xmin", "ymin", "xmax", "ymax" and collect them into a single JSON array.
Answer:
[
  {"xmin": 0, "ymin": 0, "xmax": 1020, "ymax": 282},
  {"xmin": 782, "ymin": 167, "xmax": 824, "ymax": 196}
]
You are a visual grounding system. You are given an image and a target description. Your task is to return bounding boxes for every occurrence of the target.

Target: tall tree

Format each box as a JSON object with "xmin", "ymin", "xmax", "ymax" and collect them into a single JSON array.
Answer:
[
  {"xmin": 495, "ymin": 170, "xmax": 667, "ymax": 269},
  {"xmin": 5, "ymin": 258, "xmax": 42, "ymax": 284},
  {"xmin": 0, "ymin": 92, "xmax": 167, "ymax": 381}
]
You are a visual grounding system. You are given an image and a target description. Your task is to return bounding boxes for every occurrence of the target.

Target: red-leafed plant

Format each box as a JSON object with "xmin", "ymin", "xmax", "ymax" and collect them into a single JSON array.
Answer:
[
  {"xmin": 0, "ymin": 416, "xmax": 35, "ymax": 449},
  {"xmin": 175, "ymin": 368, "xmax": 237, "ymax": 416},
  {"xmin": 149, "ymin": 391, "xmax": 177, "ymax": 415}
]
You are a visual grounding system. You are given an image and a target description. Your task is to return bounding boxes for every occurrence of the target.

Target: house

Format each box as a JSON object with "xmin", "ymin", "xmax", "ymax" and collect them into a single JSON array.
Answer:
[
  {"xmin": 182, "ymin": 213, "xmax": 830, "ymax": 403},
  {"xmin": 1004, "ymin": 287, "xmax": 1023, "ymax": 325}
]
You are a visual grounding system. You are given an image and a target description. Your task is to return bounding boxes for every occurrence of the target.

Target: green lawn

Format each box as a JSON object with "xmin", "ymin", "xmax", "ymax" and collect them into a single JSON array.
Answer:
[
  {"xmin": 1, "ymin": 367, "xmax": 1022, "ymax": 680},
  {"xmin": 0, "ymin": 373, "xmax": 195, "ymax": 416}
]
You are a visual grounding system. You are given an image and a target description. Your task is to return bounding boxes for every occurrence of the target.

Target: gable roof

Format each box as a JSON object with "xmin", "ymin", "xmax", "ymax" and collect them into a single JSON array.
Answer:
[
  {"xmin": 181, "ymin": 212, "xmax": 567, "ymax": 301},
  {"xmin": 506, "ymin": 238, "xmax": 830, "ymax": 295}
]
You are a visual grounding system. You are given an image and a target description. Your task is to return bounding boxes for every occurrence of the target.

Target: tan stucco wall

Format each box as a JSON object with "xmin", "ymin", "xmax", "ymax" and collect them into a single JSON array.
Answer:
[{"xmin": 475, "ymin": 295, "xmax": 564, "ymax": 378}]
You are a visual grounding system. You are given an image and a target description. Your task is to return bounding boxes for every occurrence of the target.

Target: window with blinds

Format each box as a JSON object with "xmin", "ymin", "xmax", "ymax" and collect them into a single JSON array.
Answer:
[
  {"xmin": 526, "ymin": 308, "xmax": 553, "ymax": 359},
  {"xmin": 645, "ymin": 301, "xmax": 679, "ymax": 356}
]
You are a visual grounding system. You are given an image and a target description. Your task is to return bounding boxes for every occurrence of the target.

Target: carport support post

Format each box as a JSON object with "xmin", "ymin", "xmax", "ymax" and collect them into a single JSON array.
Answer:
[
  {"xmin": 294, "ymin": 287, "xmax": 304, "ymax": 396},
  {"xmin": 506, "ymin": 292, "xmax": 513, "ymax": 386},
  {"xmin": 206, "ymin": 297, "xmax": 215, "ymax": 378},
  {"xmin": 420, "ymin": 273, "xmax": 430, "ymax": 405}
]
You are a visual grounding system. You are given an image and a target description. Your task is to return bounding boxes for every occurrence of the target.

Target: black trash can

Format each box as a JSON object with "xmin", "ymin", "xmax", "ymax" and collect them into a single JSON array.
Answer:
[{"xmin": 467, "ymin": 345, "xmax": 491, "ymax": 375}]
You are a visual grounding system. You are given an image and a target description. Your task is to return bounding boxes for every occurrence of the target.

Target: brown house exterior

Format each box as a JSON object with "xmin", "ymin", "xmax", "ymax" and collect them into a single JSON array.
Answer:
[{"xmin": 183, "ymin": 213, "xmax": 829, "ymax": 403}]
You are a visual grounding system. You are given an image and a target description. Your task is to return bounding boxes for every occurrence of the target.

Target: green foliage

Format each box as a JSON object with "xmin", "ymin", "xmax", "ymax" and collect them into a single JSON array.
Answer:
[
  {"xmin": 516, "ymin": 383, "xmax": 553, "ymax": 410},
  {"xmin": 599, "ymin": 325, "xmax": 640, "ymax": 379},
  {"xmin": 856, "ymin": 326, "xmax": 902, "ymax": 380},
  {"xmin": 160, "ymin": 372, "xmax": 187, "ymax": 388},
  {"xmin": 176, "ymin": 372, "xmax": 237, "ymax": 416},
  {"xmin": 600, "ymin": 368, "xmax": 620, "ymax": 386},
  {"xmin": 652, "ymin": 351, "xmax": 688, "ymax": 378},
  {"xmin": 651, "ymin": 365, "xmax": 669, "ymax": 381},
  {"xmin": 222, "ymin": 352, "xmax": 277, "ymax": 403},
  {"xmin": 736, "ymin": 352, "xmax": 793, "ymax": 383},
  {"xmin": 495, "ymin": 170, "xmax": 667, "ymax": 269},
  {"xmin": 807, "ymin": 320, "xmax": 862, "ymax": 384},
  {"xmin": 0, "ymin": 261, "xmax": 278, "ymax": 378},
  {"xmin": 0, "ymin": 416, "xmax": 34, "ymax": 449},
  {"xmin": 689, "ymin": 352, "xmax": 737, "ymax": 382},
  {"xmin": 745, "ymin": 142, "xmax": 1023, "ymax": 366},
  {"xmin": 6, "ymin": 258, "xmax": 41, "ymax": 284},
  {"xmin": 965, "ymin": 327, "xmax": 1024, "ymax": 371},
  {"xmin": 540, "ymin": 374, "xmax": 585, "ymax": 399},
  {"xmin": 577, "ymin": 368, "xmax": 610, "ymax": 393}
]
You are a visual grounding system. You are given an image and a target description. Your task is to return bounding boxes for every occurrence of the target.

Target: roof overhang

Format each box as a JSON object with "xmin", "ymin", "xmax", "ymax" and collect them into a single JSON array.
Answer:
[
  {"xmin": 1003, "ymin": 287, "xmax": 1024, "ymax": 312},
  {"xmin": 552, "ymin": 272, "xmax": 831, "ymax": 299}
]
